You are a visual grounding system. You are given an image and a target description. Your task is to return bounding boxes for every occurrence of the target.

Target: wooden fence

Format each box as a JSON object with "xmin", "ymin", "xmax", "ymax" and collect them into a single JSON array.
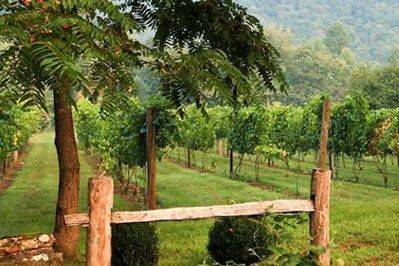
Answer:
[{"xmin": 64, "ymin": 101, "xmax": 332, "ymax": 266}]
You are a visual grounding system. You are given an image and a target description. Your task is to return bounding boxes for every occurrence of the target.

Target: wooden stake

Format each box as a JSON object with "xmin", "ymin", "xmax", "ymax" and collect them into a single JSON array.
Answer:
[
  {"xmin": 13, "ymin": 151, "xmax": 19, "ymax": 165},
  {"xmin": 310, "ymin": 99, "xmax": 331, "ymax": 266},
  {"xmin": 13, "ymin": 139, "xmax": 19, "ymax": 165},
  {"xmin": 86, "ymin": 176, "xmax": 113, "ymax": 266},
  {"xmin": 216, "ymin": 139, "xmax": 224, "ymax": 156},
  {"xmin": 146, "ymin": 108, "xmax": 157, "ymax": 210},
  {"xmin": 310, "ymin": 169, "xmax": 331, "ymax": 266},
  {"xmin": 318, "ymin": 100, "xmax": 331, "ymax": 170}
]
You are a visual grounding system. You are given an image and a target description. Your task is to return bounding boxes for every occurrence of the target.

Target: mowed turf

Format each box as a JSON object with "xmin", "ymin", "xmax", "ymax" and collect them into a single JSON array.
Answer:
[
  {"xmin": 156, "ymin": 161, "xmax": 282, "ymax": 265},
  {"xmin": 0, "ymin": 132, "xmax": 282, "ymax": 265},
  {"xmin": 1, "ymin": 132, "xmax": 398, "ymax": 265},
  {"xmin": 167, "ymin": 149, "xmax": 399, "ymax": 265},
  {"xmin": 0, "ymin": 131, "xmax": 130, "ymax": 264}
]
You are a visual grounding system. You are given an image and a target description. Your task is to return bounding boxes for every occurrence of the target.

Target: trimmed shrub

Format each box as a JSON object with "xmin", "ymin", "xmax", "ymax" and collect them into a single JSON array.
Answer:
[
  {"xmin": 111, "ymin": 222, "xmax": 159, "ymax": 266},
  {"xmin": 207, "ymin": 217, "xmax": 272, "ymax": 265}
]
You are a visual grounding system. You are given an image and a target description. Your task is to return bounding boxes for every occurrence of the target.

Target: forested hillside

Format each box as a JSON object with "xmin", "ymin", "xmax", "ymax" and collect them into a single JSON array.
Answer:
[{"xmin": 237, "ymin": 0, "xmax": 399, "ymax": 63}]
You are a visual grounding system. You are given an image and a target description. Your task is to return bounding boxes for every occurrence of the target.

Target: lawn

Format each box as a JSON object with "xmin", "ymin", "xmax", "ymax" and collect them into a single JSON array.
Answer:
[
  {"xmin": 169, "ymin": 147, "xmax": 399, "ymax": 190},
  {"xmin": 0, "ymin": 131, "xmax": 131, "ymax": 265},
  {"xmin": 167, "ymin": 148, "xmax": 399, "ymax": 265},
  {"xmin": 1, "ymin": 132, "xmax": 398, "ymax": 265}
]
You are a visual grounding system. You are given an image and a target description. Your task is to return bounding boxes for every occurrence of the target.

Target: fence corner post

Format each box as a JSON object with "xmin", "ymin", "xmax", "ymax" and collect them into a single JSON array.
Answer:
[{"xmin": 86, "ymin": 176, "xmax": 114, "ymax": 266}]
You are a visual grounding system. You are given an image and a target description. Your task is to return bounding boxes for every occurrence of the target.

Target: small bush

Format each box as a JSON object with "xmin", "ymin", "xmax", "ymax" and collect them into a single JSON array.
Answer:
[
  {"xmin": 112, "ymin": 222, "xmax": 159, "ymax": 266},
  {"xmin": 207, "ymin": 217, "xmax": 272, "ymax": 265}
]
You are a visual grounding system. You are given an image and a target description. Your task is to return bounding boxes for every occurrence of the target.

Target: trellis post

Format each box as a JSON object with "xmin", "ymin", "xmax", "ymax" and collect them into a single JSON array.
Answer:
[
  {"xmin": 13, "ymin": 139, "xmax": 19, "ymax": 165},
  {"xmin": 86, "ymin": 176, "xmax": 113, "ymax": 266},
  {"xmin": 310, "ymin": 100, "xmax": 331, "ymax": 266},
  {"xmin": 146, "ymin": 108, "xmax": 157, "ymax": 210}
]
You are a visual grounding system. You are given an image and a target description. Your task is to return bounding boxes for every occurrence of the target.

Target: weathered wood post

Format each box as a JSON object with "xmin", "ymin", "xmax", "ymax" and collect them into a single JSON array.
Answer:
[
  {"xmin": 86, "ymin": 176, "xmax": 113, "ymax": 266},
  {"xmin": 13, "ymin": 139, "xmax": 19, "ymax": 166},
  {"xmin": 310, "ymin": 100, "xmax": 331, "ymax": 266},
  {"xmin": 146, "ymin": 108, "xmax": 157, "ymax": 210},
  {"xmin": 318, "ymin": 100, "xmax": 330, "ymax": 170},
  {"xmin": 13, "ymin": 150, "xmax": 19, "ymax": 165}
]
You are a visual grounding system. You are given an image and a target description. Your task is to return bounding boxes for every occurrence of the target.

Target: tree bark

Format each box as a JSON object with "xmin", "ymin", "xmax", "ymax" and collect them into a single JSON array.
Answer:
[{"xmin": 53, "ymin": 89, "xmax": 80, "ymax": 259}]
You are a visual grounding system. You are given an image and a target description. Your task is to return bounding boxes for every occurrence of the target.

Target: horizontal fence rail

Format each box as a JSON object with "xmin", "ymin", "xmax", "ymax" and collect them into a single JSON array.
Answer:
[{"xmin": 65, "ymin": 199, "xmax": 315, "ymax": 227}]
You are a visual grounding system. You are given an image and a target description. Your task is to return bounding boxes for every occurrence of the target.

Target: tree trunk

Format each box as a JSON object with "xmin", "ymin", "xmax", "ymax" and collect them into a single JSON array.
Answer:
[{"xmin": 53, "ymin": 89, "xmax": 80, "ymax": 260}]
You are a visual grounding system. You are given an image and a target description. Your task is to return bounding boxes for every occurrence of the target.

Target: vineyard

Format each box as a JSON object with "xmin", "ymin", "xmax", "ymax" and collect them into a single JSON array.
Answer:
[
  {"xmin": 74, "ymin": 94, "xmax": 399, "ymax": 189},
  {"xmin": 0, "ymin": 96, "xmax": 47, "ymax": 176},
  {"xmin": 1, "ymin": 0, "xmax": 398, "ymax": 265}
]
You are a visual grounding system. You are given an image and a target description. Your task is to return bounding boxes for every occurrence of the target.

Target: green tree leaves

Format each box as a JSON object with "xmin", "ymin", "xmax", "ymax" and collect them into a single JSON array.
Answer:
[{"xmin": 324, "ymin": 22, "xmax": 351, "ymax": 55}]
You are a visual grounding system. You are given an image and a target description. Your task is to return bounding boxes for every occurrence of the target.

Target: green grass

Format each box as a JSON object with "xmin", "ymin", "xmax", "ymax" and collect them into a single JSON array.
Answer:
[
  {"xmin": 1, "ymin": 132, "xmax": 398, "ymax": 266},
  {"xmin": 167, "ymin": 149, "xmax": 399, "ymax": 265},
  {"xmin": 0, "ymin": 131, "xmax": 130, "ymax": 264},
  {"xmin": 156, "ymin": 162, "xmax": 282, "ymax": 265}
]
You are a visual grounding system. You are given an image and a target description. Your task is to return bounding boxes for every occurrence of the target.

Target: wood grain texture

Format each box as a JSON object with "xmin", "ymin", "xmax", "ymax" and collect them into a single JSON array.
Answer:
[
  {"xmin": 318, "ymin": 100, "xmax": 331, "ymax": 170},
  {"xmin": 65, "ymin": 199, "xmax": 314, "ymax": 226},
  {"xmin": 310, "ymin": 169, "xmax": 331, "ymax": 266},
  {"xmin": 86, "ymin": 176, "xmax": 113, "ymax": 266}
]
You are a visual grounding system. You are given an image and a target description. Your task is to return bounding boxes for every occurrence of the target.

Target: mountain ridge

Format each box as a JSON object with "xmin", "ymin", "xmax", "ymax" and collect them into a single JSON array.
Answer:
[{"xmin": 237, "ymin": 0, "xmax": 399, "ymax": 63}]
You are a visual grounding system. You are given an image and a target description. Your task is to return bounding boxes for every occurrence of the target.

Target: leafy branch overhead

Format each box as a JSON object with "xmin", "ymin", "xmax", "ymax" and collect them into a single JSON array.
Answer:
[
  {"xmin": 126, "ymin": 0, "xmax": 287, "ymax": 106},
  {"xmin": 1, "ymin": 0, "xmax": 287, "ymax": 113},
  {"xmin": 0, "ymin": 0, "xmax": 144, "ymax": 108}
]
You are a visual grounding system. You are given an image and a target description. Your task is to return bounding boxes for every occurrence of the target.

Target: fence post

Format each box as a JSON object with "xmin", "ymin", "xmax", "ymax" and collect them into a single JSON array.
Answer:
[
  {"xmin": 146, "ymin": 108, "xmax": 157, "ymax": 210},
  {"xmin": 13, "ymin": 150, "xmax": 19, "ymax": 165},
  {"xmin": 310, "ymin": 99, "xmax": 331, "ymax": 265},
  {"xmin": 310, "ymin": 168, "xmax": 331, "ymax": 265},
  {"xmin": 318, "ymin": 100, "xmax": 331, "ymax": 170},
  {"xmin": 86, "ymin": 176, "xmax": 113, "ymax": 266},
  {"xmin": 13, "ymin": 139, "xmax": 19, "ymax": 166}
]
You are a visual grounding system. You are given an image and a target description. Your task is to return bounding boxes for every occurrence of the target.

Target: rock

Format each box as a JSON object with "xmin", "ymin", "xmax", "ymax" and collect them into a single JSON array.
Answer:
[
  {"xmin": 0, "ymin": 235, "xmax": 61, "ymax": 265},
  {"xmin": 38, "ymin": 234, "xmax": 50, "ymax": 243},
  {"xmin": 3, "ymin": 246, "xmax": 21, "ymax": 255},
  {"xmin": 32, "ymin": 254, "xmax": 42, "ymax": 262},
  {"xmin": 0, "ymin": 239, "xmax": 8, "ymax": 246},
  {"xmin": 40, "ymin": 253, "xmax": 49, "ymax": 261}
]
